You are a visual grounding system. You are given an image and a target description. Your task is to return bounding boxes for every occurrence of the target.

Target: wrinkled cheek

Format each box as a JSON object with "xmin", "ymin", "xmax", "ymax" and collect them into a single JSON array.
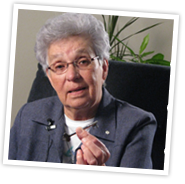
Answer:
[
  {"xmin": 52, "ymin": 83, "xmax": 61, "ymax": 94},
  {"xmin": 50, "ymin": 75, "xmax": 64, "ymax": 90},
  {"xmin": 89, "ymin": 76, "xmax": 102, "ymax": 102},
  {"xmin": 91, "ymin": 71, "xmax": 103, "ymax": 88},
  {"xmin": 51, "ymin": 81, "xmax": 66, "ymax": 100},
  {"xmin": 57, "ymin": 91, "xmax": 68, "ymax": 105}
]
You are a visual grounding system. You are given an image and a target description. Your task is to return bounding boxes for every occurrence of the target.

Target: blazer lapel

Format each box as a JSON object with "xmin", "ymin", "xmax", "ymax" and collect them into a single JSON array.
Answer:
[
  {"xmin": 90, "ymin": 88, "xmax": 116, "ymax": 142},
  {"xmin": 46, "ymin": 114, "xmax": 66, "ymax": 162},
  {"xmin": 30, "ymin": 96, "xmax": 66, "ymax": 162}
]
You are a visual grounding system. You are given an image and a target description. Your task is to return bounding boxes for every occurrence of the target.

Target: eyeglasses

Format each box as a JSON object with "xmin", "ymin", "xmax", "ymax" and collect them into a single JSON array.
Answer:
[{"xmin": 47, "ymin": 56, "xmax": 99, "ymax": 75}]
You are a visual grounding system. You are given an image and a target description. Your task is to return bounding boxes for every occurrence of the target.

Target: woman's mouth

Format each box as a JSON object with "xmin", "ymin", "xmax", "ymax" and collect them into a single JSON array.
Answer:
[{"xmin": 68, "ymin": 87, "xmax": 87, "ymax": 94}]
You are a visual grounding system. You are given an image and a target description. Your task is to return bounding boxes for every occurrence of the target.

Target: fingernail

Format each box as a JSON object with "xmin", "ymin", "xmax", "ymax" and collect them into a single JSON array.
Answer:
[
  {"xmin": 76, "ymin": 127, "xmax": 83, "ymax": 134},
  {"xmin": 81, "ymin": 144, "xmax": 85, "ymax": 150},
  {"xmin": 77, "ymin": 149, "xmax": 82, "ymax": 155}
]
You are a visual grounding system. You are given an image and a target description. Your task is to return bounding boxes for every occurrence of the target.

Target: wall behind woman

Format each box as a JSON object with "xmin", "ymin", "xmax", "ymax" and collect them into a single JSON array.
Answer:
[{"xmin": 11, "ymin": 9, "xmax": 173, "ymax": 127}]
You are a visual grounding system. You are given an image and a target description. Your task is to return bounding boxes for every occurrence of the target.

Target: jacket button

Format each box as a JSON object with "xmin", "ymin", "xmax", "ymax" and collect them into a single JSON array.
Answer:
[{"xmin": 105, "ymin": 130, "xmax": 110, "ymax": 135}]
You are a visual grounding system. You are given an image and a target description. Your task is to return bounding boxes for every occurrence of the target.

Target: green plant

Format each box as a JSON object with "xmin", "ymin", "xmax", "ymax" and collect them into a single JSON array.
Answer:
[{"xmin": 102, "ymin": 15, "xmax": 170, "ymax": 66}]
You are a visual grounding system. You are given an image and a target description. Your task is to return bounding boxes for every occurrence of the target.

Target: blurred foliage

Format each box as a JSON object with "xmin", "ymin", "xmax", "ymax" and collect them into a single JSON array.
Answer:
[{"xmin": 102, "ymin": 15, "xmax": 170, "ymax": 66}]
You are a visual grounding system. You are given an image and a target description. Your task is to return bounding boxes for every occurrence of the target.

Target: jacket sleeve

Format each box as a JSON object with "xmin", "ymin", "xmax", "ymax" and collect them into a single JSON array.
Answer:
[
  {"xmin": 119, "ymin": 113, "xmax": 157, "ymax": 169},
  {"xmin": 8, "ymin": 105, "xmax": 24, "ymax": 160}
]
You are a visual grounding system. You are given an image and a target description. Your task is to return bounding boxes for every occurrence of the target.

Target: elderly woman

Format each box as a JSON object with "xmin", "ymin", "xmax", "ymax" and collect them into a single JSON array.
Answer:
[{"xmin": 9, "ymin": 13, "xmax": 157, "ymax": 168}]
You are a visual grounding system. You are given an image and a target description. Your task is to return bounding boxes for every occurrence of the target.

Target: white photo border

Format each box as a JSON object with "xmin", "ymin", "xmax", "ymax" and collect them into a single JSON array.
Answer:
[{"xmin": 3, "ymin": 3, "xmax": 179, "ymax": 176}]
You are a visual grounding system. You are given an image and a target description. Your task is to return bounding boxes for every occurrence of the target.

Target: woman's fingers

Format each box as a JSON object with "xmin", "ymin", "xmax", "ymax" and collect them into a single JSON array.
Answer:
[{"xmin": 76, "ymin": 127, "xmax": 110, "ymax": 165}]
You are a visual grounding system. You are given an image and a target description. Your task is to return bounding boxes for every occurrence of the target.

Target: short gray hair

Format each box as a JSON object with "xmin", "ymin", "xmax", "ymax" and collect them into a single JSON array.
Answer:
[{"xmin": 34, "ymin": 13, "xmax": 110, "ymax": 71}]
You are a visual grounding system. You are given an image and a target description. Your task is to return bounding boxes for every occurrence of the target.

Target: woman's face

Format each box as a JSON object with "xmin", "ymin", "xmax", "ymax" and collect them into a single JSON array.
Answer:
[{"xmin": 46, "ymin": 36, "xmax": 108, "ymax": 120}]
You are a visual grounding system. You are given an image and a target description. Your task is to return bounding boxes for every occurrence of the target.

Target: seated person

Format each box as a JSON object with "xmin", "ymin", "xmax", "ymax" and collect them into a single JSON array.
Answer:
[{"xmin": 9, "ymin": 13, "xmax": 157, "ymax": 168}]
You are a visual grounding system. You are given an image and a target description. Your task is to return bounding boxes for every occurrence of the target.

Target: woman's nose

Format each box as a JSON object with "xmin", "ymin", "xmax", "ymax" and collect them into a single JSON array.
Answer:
[{"xmin": 65, "ymin": 64, "xmax": 80, "ymax": 81}]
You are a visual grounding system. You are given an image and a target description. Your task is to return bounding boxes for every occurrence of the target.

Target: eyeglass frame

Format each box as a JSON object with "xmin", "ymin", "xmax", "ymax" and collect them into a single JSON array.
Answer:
[{"xmin": 47, "ymin": 56, "xmax": 99, "ymax": 75}]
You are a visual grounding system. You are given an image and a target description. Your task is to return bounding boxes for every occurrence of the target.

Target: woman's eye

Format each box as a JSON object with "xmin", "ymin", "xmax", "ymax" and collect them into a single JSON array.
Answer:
[
  {"xmin": 55, "ymin": 63, "xmax": 66, "ymax": 69},
  {"xmin": 80, "ymin": 60, "xmax": 87, "ymax": 64},
  {"xmin": 78, "ymin": 59, "xmax": 90, "ymax": 66},
  {"xmin": 57, "ymin": 65, "xmax": 64, "ymax": 68}
]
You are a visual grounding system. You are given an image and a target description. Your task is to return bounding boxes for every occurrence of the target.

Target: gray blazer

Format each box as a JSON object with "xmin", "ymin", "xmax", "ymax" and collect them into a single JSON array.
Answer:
[{"xmin": 9, "ymin": 88, "xmax": 157, "ymax": 169}]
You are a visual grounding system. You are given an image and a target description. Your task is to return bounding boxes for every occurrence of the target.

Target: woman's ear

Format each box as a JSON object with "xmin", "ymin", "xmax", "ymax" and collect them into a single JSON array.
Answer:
[
  {"xmin": 46, "ymin": 68, "xmax": 50, "ymax": 79},
  {"xmin": 46, "ymin": 69, "xmax": 53, "ymax": 86},
  {"xmin": 102, "ymin": 59, "xmax": 109, "ymax": 80}
]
